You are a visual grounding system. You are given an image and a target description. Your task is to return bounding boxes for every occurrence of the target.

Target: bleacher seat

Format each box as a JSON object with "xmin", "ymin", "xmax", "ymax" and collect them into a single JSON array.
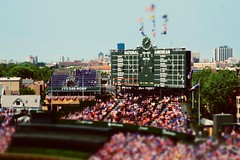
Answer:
[{"xmin": 74, "ymin": 69, "xmax": 97, "ymax": 87}]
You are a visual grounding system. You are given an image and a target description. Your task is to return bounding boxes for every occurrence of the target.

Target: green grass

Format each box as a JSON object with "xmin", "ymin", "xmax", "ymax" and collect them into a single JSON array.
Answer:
[{"xmin": 6, "ymin": 147, "xmax": 93, "ymax": 160}]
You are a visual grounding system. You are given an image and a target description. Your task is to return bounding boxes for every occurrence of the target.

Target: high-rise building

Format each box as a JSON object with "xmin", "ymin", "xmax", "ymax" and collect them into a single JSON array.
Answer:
[
  {"xmin": 26, "ymin": 55, "xmax": 38, "ymax": 64},
  {"xmin": 98, "ymin": 52, "xmax": 104, "ymax": 58},
  {"xmin": 59, "ymin": 55, "xmax": 65, "ymax": 63},
  {"xmin": 191, "ymin": 52, "xmax": 200, "ymax": 63},
  {"xmin": 213, "ymin": 46, "xmax": 233, "ymax": 62}
]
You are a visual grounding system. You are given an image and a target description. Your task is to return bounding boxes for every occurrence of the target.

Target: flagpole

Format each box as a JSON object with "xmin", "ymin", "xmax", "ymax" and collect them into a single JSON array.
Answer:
[
  {"xmin": 198, "ymin": 81, "xmax": 201, "ymax": 126},
  {"xmin": 51, "ymin": 69, "xmax": 54, "ymax": 112},
  {"xmin": 51, "ymin": 75, "xmax": 52, "ymax": 111},
  {"xmin": 192, "ymin": 78, "xmax": 194, "ymax": 109},
  {"xmin": 189, "ymin": 69, "xmax": 194, "ymax": 109}
]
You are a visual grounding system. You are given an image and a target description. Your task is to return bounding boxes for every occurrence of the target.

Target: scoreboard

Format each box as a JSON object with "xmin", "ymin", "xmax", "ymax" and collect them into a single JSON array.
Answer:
[
  {"xmin": 111, "ymin": 50, "xmax": 139, "ymax": 86},
  {"xmin": 111, "ymin": 37, "xmax": 191, "ymax": 89},
  {"xmin": 154, "ymin": 49, "xmax": 191, "ymax": 88}
]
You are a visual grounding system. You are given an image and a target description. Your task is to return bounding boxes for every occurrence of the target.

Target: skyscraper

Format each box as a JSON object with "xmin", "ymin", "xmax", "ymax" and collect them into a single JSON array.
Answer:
[
  {"xmin": 213, "ymin": 46, "xmax": 233, "ymax": 62},
  {"xmin": 26, "ymin": 55, "xmax": 38, "ymax": 64},
  {"xmin": 191, "ymin": 52, "xmax": 200, "ymax": 63},
  {"xmin": 59, "ymin": 55, "xmax": 65, "ymax": 63}
]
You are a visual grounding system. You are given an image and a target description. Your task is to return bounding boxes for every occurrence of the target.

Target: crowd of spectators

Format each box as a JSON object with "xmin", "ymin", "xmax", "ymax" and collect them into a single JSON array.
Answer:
[
  {"xmin": 60, "ymin": 98, "xmax": 117, "ymax": 121},
  {"xmin": 60, "ymin": 94, "xmax": 192, "ymax": 134},
  {"xmin": 0, "ymin": 93, "xmax": 239, "ymax": 160},
  {"xmin": 0, "ymin": 108, "xmax": 15, "ymax": 153},
  {"xmin": 60, "ymin": 94, "xmax": 240, "ymax": 159},
  {"xmin": 90, "ymin": 130, "xmax": 240, "ymax": 160},
  {"xmin": 105, "ymin": 95, "xmax": 192, "ymax": 134}
]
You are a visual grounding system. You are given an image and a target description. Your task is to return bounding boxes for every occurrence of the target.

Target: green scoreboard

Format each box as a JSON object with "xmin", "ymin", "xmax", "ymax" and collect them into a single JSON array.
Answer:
[
  {"xmin": 139, "ymin": 37, "xmax": 155, "ymax": 86},
  {"xmin": 111, "ymin": 37, "xmax": 191, "ymax": 89}
]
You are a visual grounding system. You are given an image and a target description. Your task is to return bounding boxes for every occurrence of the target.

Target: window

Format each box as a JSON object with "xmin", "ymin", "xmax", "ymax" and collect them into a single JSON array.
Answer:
[
  {"xmin": 149, "ymin": 67, "xmax": 152, "ymax": 73},
  {"xmin": 35, "ymin": 99, "xmax": 37, "ymax": 103},
  {"xmin": 16, "ymin": 100, "xmax": 20, "ymax": 105}
]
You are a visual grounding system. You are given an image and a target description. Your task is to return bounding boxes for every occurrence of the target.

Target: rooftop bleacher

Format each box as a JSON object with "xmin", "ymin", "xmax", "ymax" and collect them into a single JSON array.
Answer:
[
  {"xmin": 51, "ymin": 74, "xmax": 69, "ymax": 87},
  {"xmin": 74, "ymin": 69, "xmax": 97, "ymax": 87}
]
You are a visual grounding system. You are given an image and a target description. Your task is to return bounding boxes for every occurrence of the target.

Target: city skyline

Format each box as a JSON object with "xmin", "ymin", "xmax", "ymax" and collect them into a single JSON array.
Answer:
[{"xmin": 0, "ymin": 0, "xmax": 239, "ymax": 63}]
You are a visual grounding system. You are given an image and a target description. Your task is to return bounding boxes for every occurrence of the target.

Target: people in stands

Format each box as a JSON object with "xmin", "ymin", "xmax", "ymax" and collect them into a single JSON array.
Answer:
[
  {"xmin": 104, "ymin": 95, "xmax": 193, "ymax": 134},
  {"xmin": 61, "ymin": 99, "xmax": 117, "ymax": 121},
  {"xmin": 62, "ymin": 94, "xmax": 193, "ymax": 134},
  {"xmin": 90, "ymin": 131, "xmax": 240, "ymax": 160},
  {"xmin": 0, "ymin": 108, "xmax": 15, "ymax": 153}
]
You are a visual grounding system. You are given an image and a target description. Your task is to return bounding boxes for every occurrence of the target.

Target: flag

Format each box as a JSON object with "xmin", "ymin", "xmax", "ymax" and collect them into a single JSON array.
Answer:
[
  {"xmin": 162, "ymin": 14, "xmax": 168, "ymax": 19},
  {"xmin": 139, "ymin": 25, "xmax": 145, "ymax": 36},
  {"xmin": 187, "ymin": 69, "xmax": 192, "ymax": 79},
  {"xmin": 162, "ymin": 14, "xmax": 168, "ymax": 22},
  {"xmin": 189, "ymin": 83, "xmax": 200, "ymax": 91},
  {"xmin": 152, "ymin": 29, "xmax": 156, "ymax": 37},
  {"xmin": 161, "ymin": 15, "xmax": 168, "ymax": 34},
  {"xmin": 161, "ymin": 23, "xmax": 167, "ymax": 35},
  {"xmin": 141, "ymin": 30, "xmax": 146, "ymax": 36},
  {"xmin": 148, "ymin": 15, "xmax": 155, "ymax": 19},
  {"xmin": 152, "ymin": 19, "xmax": 156, "ymax": 28},
  {"xmin": 138, "ymin": 17, "xmax": 144, "ymax": 23},
  {"xmin": 145, "ymin": 4, "xmax": 155, "ymax": 12}
]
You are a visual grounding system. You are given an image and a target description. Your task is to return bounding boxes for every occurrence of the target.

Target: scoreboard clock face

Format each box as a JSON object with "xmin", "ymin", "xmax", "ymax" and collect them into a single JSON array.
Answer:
[{"xmin": 142, "ymin": 36, "xmax": 152, "ymax": 51}]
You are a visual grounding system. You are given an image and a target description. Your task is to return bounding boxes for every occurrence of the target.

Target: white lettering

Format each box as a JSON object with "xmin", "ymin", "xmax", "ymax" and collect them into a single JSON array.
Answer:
[
  {"xmin": 139, "ymin": 126, "xmax": 148, "ymax": 131},
  {"xmin": 125, "ymin": 51, "xmax": 138, "ymax": 55},
  {"xmin": 62, "ymin": 86, "xmax": 87, "ymax": 91},
  {"xmin": 162, "ymin": 129, "xmax": 176, "ymax": 136},
  {"xmin": 108, "ymin": 123, "xmax": 124, "ymax": 127},
  {"xmin": 76, "ymin": 120, "xmax": 93, "ymax": 124},
  {"xmin": 155, "ymin": 50, "xmax": 171, "ymax": 54},
  {"xmin": 143, "ymin": 58, "xmax": 150, "ymax": 60}
]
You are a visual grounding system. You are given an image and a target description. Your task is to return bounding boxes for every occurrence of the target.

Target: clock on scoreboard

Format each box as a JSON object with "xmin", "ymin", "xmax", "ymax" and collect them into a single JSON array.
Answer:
[{"xmin": 142, "ymin": 36, "xmax": 152, "ymax": 51}]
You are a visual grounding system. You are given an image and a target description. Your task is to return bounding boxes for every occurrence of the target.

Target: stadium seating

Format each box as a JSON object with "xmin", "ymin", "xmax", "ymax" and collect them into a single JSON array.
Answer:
[
  {"xmin": 51, "ymin": 74, "xmax": 69, "ymax": 87},
  {"xmin": 74, "ymin": 69, "xmax": 97, "ymax": 87}
]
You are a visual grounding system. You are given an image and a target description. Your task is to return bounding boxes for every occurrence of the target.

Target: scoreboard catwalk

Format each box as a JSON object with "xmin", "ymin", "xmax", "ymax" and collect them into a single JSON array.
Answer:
[{"xmin": 111, "ymin": 37, "xmax": 191, "ymax": 93}]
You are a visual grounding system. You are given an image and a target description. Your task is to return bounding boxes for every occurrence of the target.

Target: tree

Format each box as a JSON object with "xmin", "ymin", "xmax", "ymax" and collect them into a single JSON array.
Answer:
[
  {"xmin": 8, "ymin": 66, "xmax": 34, "ymax": 79},
  {"xmin": 1, "ymin": 63, "xmax": 52, "ymax": 83},
  {"xmin": 234, "ymin": 62, "xmax": 240, "ymax": 67},
  {"xmin": 0, "ymin": 64, "xmax": 8, "ymax": 77},
  {"xmin": 192, "ymin": 69, "xmax": 240, "ymax": 119},
  {"xmin": 39, "ymin": 67, "xmax": 52, "ymax": 82},
  {"xmin": 20, "ymin": 87, "xmax": 36, "ymax": 95},
  {"xmin": 36, "ymin": 62, "xmax": 46, "ymax": 67}
]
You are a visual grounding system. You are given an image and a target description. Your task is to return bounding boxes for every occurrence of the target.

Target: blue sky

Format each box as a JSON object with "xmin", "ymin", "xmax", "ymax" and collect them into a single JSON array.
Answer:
[{"xmin": 0, "ymin": 0, "xmax": 239, "ymax": 63}]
